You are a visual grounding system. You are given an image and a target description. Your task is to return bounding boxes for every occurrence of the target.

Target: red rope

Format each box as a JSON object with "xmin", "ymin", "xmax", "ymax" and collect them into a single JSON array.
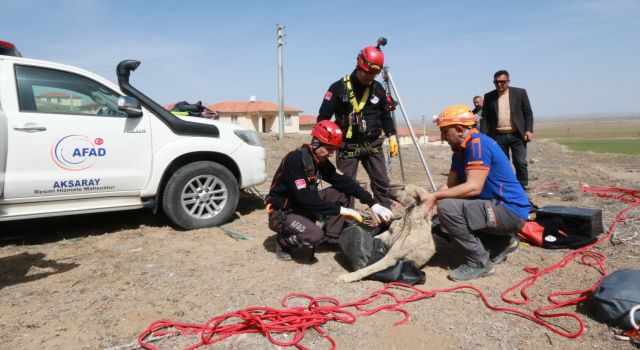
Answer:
[{"xmin": 138, "ymin": 186, "xmax": 640, "ymax": 349}]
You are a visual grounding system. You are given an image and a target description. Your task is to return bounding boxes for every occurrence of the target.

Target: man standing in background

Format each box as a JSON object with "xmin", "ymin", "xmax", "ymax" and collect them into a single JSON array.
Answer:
[
  {"xmin": 480, "ymin": 70, "xmax": 534, "ymax": 190},
  {"xmin": 472, "ymin": 95, "xmax": 483, "ymax": 130}
]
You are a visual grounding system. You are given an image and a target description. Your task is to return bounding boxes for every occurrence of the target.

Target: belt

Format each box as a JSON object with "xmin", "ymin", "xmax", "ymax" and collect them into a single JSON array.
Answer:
[{"xmin": 339, "ymin": 141, "xmax": 383, "ymax": 159}]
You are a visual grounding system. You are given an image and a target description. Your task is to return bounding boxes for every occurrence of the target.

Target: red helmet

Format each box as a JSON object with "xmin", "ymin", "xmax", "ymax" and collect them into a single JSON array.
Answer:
[
  {"xmin": 311, "ymin": 120, "xmax": 343, "ymax": 147},
  {"xmin": 357, "ymin": 46, "xmax": 384, "ymax": 74}
]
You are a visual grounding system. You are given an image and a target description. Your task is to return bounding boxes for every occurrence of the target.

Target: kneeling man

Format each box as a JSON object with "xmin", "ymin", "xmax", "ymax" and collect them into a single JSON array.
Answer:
[
  {"xmin": 422, "ymin": 105, "xmax": 530, "ymax": 281},
  {"xmin": 265, "ymin": 121, "xmax": 392, "ymax": 261}
]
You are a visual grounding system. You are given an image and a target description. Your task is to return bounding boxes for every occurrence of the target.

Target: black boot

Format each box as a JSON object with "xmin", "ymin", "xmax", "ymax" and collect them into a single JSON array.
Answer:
[{"xmin": 275, "ymin": 240, "xmax": 292, "ymax": 261}]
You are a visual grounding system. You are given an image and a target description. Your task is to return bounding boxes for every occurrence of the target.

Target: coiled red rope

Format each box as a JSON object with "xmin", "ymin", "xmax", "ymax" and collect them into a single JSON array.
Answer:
[{"xmin": 138, "ymin": 186, "xmax": 640, "ymax": 349}]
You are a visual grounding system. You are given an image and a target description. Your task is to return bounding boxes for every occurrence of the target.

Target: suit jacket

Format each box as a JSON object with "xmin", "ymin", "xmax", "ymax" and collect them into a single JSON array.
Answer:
[{"xmin": 480, "ymin": 86, "xmax": 533, "ymax": 139}]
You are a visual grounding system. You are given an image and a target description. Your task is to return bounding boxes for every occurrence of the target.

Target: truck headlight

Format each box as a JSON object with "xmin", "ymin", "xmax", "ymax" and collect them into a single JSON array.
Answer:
[{"xmin": 234, "ymin": 130, "xmax": 261, "ymax": 146}]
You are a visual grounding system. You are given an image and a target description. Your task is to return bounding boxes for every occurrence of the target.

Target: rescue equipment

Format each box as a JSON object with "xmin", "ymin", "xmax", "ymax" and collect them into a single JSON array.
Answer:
[
  {"xmin": 338, "ymin": 140, "xmax": 383, "ymax": 159},
  {"xmin": 342, "ymin": 74, "xmax": 370, "ymax": 139},
  {"xmin": 535, "ymin": 205, "xmax": 603, "ymax": 238},
  {"xmin": 170, "ymin": 101, "xmax": 217, "ymax": 119},
  {"xmin": 592, "ymin": 269, "xmax": 640, "ymax": 329},
  {"xmin": 298, "ymin": 146, "xmax": 318, "ymax": 192}
]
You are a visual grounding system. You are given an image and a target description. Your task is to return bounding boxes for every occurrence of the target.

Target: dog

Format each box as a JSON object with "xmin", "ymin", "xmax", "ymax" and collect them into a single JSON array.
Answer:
[{"xmin": 336, "ymin": 184, "xmax": 436, "ymax": 283}]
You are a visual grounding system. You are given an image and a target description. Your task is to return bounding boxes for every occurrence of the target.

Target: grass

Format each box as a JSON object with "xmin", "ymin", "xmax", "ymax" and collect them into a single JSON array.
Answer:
[
  {"xmin": 553, "ymin": 139, "xmax": 640, "ymax": 155},
  {"xmin": 415, "ymin": 117, "xmax": 640, "ymax": 155},
  {"xmin": 535, "ymin": 118, "xmax": 640, "ymax": 155}
]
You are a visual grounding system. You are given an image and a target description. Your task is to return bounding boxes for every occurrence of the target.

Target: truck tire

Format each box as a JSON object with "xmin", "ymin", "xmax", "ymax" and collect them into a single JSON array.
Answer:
[{"xmin": 162, "ymin": 161, "xmax": 239, "ymax": 229}]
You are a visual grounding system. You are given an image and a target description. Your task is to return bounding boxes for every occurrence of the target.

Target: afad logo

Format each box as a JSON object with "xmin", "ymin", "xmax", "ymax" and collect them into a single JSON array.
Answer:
[{"xmin": 50, "ymin": 135, "xmax": 107, "ymax": 171}]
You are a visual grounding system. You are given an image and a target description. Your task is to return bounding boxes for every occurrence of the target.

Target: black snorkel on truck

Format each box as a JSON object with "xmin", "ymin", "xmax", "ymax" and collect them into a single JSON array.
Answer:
[{"xmin": 116, "ymin": 60, "xmax": 219, "ymax": 137}]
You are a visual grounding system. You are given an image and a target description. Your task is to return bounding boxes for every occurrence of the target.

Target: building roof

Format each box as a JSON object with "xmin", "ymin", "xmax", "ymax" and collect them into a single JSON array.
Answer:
[
  {"xmin": 208, "ymin": 100, "xmax": 301, "ymax": 113},
  {"xmin": 298, "ymin": 115, "xmax": 317, "ymax": 125},
  {"xmin": 396, "ymin": 127, "xmax": 425, "ymax": 137}
]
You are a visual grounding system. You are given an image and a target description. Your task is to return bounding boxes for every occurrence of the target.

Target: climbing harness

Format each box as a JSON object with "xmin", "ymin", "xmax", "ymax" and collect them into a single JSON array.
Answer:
[
  {"xmin": 343, "ymin": 74, "xmax": 370, "ymax": 139},
  {"xmin": 298, "ymin": 146, "xmax": 319, "ymax": 192},
  {"xmin": 338, "ymin": 141, "xmax": 383, "ymax": 159}
]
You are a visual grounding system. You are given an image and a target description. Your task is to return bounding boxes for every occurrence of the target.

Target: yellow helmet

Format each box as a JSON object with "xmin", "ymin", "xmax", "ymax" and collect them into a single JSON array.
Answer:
[{"xmin": 434, "ymin": 105, "xmax": 478, "ymax": 127}]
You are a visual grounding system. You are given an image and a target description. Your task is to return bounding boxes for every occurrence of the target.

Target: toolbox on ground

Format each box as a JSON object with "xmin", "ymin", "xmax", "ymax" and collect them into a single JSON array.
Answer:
[{"xmin": 535, "ymin": 206, "xmax": 603, "ymax": 238}]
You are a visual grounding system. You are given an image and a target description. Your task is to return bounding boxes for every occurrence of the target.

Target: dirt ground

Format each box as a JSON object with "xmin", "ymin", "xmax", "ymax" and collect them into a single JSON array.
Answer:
[{"xmin": 1, "ymin": 132, "xmax": 639, "ymax": 350}]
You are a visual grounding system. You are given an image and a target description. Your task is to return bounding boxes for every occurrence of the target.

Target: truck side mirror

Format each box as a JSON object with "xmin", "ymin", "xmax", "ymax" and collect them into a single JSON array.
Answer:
[{"xmin": 118, "ymin": 96, "xmax": 142, "ymax": 117}]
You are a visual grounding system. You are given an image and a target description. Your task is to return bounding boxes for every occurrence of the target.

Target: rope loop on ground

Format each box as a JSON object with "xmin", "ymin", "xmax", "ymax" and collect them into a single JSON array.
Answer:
[{"xmin": 138, "ymin": 186, "xmax": 640, "ymax": 349}]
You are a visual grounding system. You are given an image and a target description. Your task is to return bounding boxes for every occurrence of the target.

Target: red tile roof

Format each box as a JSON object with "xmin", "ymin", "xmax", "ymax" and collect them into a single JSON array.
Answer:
[
  {"xmin": 299, "ymin": 115, "xmax": 317, "ymax": 125},
  {"xmin": 396, "ymin": 127, "xmax": 425, "ymax": 137},
  {"xmin": 208, "ymin": 100, "xmax": 301, "ymax": 113}
]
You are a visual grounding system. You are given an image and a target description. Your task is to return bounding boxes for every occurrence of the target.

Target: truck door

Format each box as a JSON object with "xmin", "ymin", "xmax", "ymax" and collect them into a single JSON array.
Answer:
[{"xmin": 2, "ymin": 64, "xmax": 152, "ymax": 200}]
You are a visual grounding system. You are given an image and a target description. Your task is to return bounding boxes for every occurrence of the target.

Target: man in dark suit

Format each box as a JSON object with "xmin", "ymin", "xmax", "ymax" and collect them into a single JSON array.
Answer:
[{"xmin": 480, "ymin": 70, "xmax": 534, "ymax": 190}]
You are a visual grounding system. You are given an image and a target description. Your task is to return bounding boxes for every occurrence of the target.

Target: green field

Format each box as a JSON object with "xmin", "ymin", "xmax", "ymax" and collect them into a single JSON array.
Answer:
[
  {"xmin": 535, "ymin": 118, "xmax": 640, "ymax": 155},
  {"xmin": 553, "ymin": 139, "xmax": 640, "ymax": 155},
  {"xmin": 413, "ymin": 117, "xmax": 640, "ymax": 155}
]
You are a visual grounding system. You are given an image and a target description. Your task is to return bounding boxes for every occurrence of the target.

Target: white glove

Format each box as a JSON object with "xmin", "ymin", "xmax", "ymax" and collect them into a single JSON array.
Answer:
[
  {"xmin": 371, "ymin": 203, "xmax": 393, "ymax": 224},
  {"xmin": 339, "ymin": 207, "xmax": 363, "ymax": 223}
]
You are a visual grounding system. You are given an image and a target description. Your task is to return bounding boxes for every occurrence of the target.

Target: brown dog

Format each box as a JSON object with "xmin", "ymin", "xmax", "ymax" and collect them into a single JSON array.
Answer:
[{"xmin": 336, "ymin": 184, "xmax": 435, "ymax": 283}]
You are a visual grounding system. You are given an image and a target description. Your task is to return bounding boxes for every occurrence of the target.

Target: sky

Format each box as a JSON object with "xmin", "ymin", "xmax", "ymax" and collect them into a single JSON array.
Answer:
[{"xmin": 2, "ymin": 0, "xmax": 639, "ymax": 121}]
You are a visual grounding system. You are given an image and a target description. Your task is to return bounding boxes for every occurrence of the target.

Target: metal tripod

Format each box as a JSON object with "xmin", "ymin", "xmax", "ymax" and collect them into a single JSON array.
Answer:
[
  {"xmin": 382, "ymin": 71, "xmax": 406, "ymax": 184},
  {"xmin": 382, "ymin": 66, "xmax": 437, "ymax": 191}
]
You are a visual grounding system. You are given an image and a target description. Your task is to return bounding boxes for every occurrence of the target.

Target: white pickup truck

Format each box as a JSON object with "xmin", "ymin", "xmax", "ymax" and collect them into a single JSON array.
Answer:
[{"xmin": 0, "ymin": 53, "xmax": 266, "ymax": 229}]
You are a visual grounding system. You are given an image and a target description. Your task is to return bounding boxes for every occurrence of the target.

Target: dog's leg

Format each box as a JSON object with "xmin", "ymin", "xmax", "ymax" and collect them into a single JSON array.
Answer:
[
  {"xmin": 375, "ymin": 230, "xmax": 393, "ymax": 245},
  {"xmin": 336, "ymin": 254, "xmax": 399, "ymax": 283}
]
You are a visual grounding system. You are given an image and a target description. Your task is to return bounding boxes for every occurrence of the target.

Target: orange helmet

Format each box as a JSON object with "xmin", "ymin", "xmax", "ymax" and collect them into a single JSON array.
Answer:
[
  {"xmin": 311, "ymin": 120, "xmax": 343, "ymax": 147},
  {"xmin": 357, "ymin": 46, "xmax": 384, "ymax": 74},
  {"xmin": 434, "ymin": 105, "xmax": 478, "ymax": 127}
]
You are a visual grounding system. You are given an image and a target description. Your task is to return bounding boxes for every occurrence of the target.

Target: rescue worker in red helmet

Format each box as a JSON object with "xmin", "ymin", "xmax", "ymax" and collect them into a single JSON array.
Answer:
[
  {"xmin": 317, "ymin": 45, "xmax": 397, "ymax": 210},
  {"xmin": 265, "ymin": 121, "xmax": 393, "ymax": 261}
]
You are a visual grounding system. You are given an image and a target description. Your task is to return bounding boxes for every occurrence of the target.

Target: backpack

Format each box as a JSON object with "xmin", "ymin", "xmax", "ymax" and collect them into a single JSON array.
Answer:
[
  {"xmin": 591, "ymin": 269, "xmax": 640, "ymax": 329},
  {"xmin": 171, "ymin": 101, "xmax": 217, "ymax": 119}
]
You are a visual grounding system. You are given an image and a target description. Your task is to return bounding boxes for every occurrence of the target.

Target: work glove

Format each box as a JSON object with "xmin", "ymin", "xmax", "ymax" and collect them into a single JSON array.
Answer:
[
  {"xmin": 371, "ymin": 203, "xmax": 393, "ymax": 224},
  {"xmin": 388, "ymin": 137, "xmax": 399, "ymax": 158},
  {"xmin": 340, "ymin": 207, "xmax": 363, "ymax": 223}
]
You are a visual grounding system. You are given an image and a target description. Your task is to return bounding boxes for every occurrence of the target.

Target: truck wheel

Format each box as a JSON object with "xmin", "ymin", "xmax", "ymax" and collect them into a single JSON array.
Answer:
[{"xmin": 162, "ymin": 161, "xmax": 239, "ymax": 229}]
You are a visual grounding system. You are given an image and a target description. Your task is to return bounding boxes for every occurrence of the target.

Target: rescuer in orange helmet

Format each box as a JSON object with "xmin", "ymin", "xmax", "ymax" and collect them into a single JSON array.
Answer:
[{"xmin": 423, "ymin": 105, "xmax": 530, "ymax": 281}]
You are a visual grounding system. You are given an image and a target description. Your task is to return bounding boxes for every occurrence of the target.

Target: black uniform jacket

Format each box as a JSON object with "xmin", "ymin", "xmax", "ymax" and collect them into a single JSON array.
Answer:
[
  {"xmin": 317, "ymin": 70, "xmax": 395, "ymax": 143},
  {"xmin": 265, "ymin": 145, "xmax": 376, "ymax": 216}
]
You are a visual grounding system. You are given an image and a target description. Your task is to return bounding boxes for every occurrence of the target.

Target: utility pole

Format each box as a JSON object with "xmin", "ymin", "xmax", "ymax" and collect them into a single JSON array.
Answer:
[{"xmin": 276, "ymin": 24, "xmax": 285, "ymax": 140}]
